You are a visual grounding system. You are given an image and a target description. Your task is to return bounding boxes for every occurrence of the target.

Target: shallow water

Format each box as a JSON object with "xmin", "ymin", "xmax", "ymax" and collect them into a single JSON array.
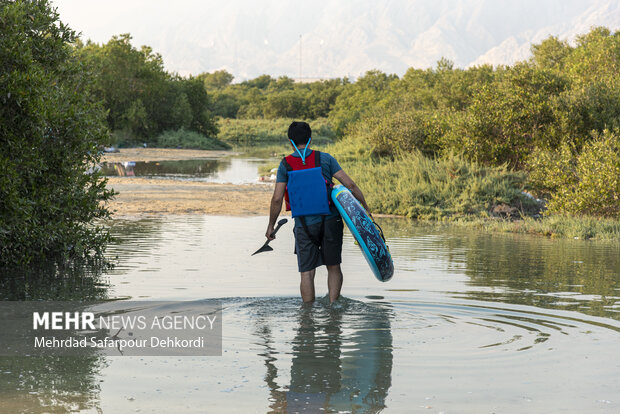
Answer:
[
  {"xmin": 101, "ymin": 157, "xmax": 271, "ymax": 184},
  {"xmin": 1, "ymin": 216, "xmax": 619, "ymax": 413}
]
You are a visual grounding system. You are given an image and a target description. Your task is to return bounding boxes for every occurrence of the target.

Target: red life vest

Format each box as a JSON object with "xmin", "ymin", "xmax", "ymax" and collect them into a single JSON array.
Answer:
[{"xmin": 283, "ymin": 150, "xmax": 331, "ymax": 211}]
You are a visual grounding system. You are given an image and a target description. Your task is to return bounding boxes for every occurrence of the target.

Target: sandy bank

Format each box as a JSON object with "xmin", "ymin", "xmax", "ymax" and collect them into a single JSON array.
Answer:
[
  {"xmin": 102, "ymin": 148, "xmax": 277, "ymax": 216},
  {"xmin": 106, "ymin": 177, "xmax": 277, "ymax": 216},
  {"xmin": 102, "ymin": 147, "xmax": 236, "ymax": 163}
]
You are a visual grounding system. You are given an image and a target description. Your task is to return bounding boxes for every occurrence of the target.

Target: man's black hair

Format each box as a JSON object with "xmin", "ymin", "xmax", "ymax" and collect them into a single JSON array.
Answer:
[{"xmin": 288, "ymin": 121, "xmax": 312, "ymax": 146}]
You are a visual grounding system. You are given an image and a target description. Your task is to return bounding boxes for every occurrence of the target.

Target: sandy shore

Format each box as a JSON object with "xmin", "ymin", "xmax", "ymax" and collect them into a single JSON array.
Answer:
[
  {"xmin": 105, "ymin": 177, "xmax": 277, "ymax": 216},
  {"xmin": 102, "ymin": 148, "xmax": 277, "ymax": 216},
  {"xmin": 102, "ymin": 147, "xmax": 236, "ymax": 163}
]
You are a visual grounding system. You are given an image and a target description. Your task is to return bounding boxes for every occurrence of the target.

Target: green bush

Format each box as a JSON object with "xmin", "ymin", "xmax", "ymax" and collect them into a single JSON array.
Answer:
[
  {"xmin": 329, "ymin": 137, "xmax": 533, "ymax": 219},
  {"xmin": 0, "ymin": 0, "xmax": 113, "ymax": 266},
  {"xmin": 528, "ymin": 129, "xmax": 620, "ymax": 218},
  {"xmin": 216, "ymin": 118, "xmax": 335, "ymax": 146},
  {"xmin": 442, "ymin": 64, "xmax": 568, "ymax": 167},
  {"xmin": 348, "ymin": 107, "xmax": 447, "ymax": 158},
  {"xmin": 328, "ymin": 70, "xmax": 397, "ymax": 136},
  {"xmin": 75, "ymin": 35, "xmax": 219, "ymax": 140},
  {"xmin": 477, "ymin": 215, "xmax": 620, "ymax": 240},
  {"xmin": 155, "ymin": 129, "xmax": 231, "ymax": 150}
]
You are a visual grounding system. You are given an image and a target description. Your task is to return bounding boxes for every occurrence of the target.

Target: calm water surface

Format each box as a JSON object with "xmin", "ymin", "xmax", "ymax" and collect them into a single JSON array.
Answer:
[
  {"xmin": 1, "ymin": 216, "xmax": 619, "ymax": 413},
  {"xmin": 101, "ymin": 157, "xmax": 272, "ymax": 184}
]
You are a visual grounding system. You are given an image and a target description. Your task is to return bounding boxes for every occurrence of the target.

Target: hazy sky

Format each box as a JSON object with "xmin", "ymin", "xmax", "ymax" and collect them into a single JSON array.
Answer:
[{"xmin": 51, "ymin": 0, "xmax": 620, "ymax": 79}]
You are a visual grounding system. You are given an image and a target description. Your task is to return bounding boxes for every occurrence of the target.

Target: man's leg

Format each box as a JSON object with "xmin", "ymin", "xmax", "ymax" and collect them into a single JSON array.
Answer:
[
  {"xmin": 326, "ymin": 264, "xmax": 343, "ymax": 303},
  {"xmin": 300, "ymin": 268, "xmax": 316, "ymax": 302}
]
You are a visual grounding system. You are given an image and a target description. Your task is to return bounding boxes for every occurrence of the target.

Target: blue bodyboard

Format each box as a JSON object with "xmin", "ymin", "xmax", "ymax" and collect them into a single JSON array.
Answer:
[
  {"xmin": 331, "ymin": 185, "xmax": 394, "ymax": 282},
  {"xmin": 287, "ymin": 167, "xmax": 330, "ymax": 218}
]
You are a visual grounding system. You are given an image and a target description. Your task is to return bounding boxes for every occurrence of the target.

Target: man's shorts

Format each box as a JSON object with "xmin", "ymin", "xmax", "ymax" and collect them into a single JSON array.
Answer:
[{"xmin": 294, "ymin": 216, "xmax": 344, "ymax": 272}]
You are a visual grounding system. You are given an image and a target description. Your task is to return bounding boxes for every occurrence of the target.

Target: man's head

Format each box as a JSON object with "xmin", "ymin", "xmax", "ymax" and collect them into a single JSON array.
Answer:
[{"xmin": 288, "ymin": 121, "xmax": 312, "ymax": 146}]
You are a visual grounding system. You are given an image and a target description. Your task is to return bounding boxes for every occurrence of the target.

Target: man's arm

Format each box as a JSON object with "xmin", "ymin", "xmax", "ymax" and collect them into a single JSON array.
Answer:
[
  {"xmin": 266, "ymin": 182, "xmax": 286, "ymax": 240},
  {"xmin": 333, "ymin": 169, "xmax": 371, "ymax": 214}
]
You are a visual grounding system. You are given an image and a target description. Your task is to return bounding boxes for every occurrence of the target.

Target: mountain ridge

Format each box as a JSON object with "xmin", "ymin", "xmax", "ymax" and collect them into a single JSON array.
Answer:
[{"xmin": 53, "ymin": 0, "xmax": 620, "ymax": 79}]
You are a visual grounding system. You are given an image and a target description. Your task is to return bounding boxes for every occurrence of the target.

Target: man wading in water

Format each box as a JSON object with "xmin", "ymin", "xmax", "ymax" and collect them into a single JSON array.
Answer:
[{"xmin": 266, "ymin": 121, "xmax": 371, "ymax": 303}]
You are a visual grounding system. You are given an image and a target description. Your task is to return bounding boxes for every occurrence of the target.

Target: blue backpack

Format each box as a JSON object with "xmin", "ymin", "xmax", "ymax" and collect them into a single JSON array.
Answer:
[{"xmin": 283, "ymin": 150, "xmax": 333, "ymax": 218}]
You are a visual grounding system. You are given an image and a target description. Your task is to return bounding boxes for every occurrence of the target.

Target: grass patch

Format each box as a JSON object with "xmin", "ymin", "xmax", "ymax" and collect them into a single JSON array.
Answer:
[
  {"xmin": 329, "ymin": 145, "xmax": 534, "ymax": 219},
  {"xmin": 328, "ymin": 137, "xmax": 619, "ymax": 240},
  {"xmin": 156, "ymin": 129, "xmax": 231, "ymax": 150},
  {"xmin": 450, "ymin": 215, "xmax": 620, "ymax": 241},
  {"xmin": 110, "ymin": 128, "xmax": 231, "ymax": 150},
  {"xmin": 233, "ymin": 144, "xmax": 291, "ymax": 159},
  {"xmin": 217, "ymin": 118, "xmax": 335, "ymax": 146}
]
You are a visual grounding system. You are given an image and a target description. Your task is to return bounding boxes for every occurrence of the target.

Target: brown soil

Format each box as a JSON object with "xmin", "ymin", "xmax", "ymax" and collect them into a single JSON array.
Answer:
[
  {"xmin": 102, "ymin": 148, "xmax": 282, "ymax": 217},
  {"xmin": 105, "ymin": 177, "xmax": 279, "ymax": 216}
]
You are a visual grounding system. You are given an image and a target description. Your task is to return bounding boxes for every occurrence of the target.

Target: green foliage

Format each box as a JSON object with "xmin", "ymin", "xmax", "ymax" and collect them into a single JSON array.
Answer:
[
  {"xmin": 155, "ymin": 129, "xmax": 231, "ymax": 150},
  {"xmin": 328, "ymin": 70, "xmax": 397, "ymax": 136},
  {"xmin": 565, "ymin": 27, "xmax": 620, "ymax": 86},
  {"xmin": 443, "ymin": 64, "xmax": 568, "ymax": 167},
  {"xmin": 75, "ymin": 35, "xmax": 218, "ymax": 141},
  {"xmin": 528, "ymin": 130, "xmax": 620, "ymax": 218},
  {"xmin": 396, "ymin": 61, "xmax": 495, "ymax": 111},
  {"xmin": 324, "ymin": 27, "xmax": 618, "ymax": 168},
  {"xmin": 531, "ymin": 36, "xmax": 571, "ymax": 70},
  {"xmin": 194, "ymin": 70, "xmax": 347, "ymax": 120},
  {"xmin": 170, "ymin": 93, "xmax": 192, "ymax": 130},
  {"xmin": 217, "ymin": 118, "xmax": 335, "ymax": 146},
  {"xmin": 348, "ymin": 107, "xmax": 446, "ymax": 157},
  {"xmin": 329, "ymin": 139, "xmax": 532, "ymax": 219},
  {"xmin": 470, "ymin": 215, "xmax": 620, "ymax": 241},
  {"xmin": 210, "ymin": 91, "xmax": 241, "ymax": 118},
  {"xmin": 263, "ymin": 90, "xmax": 304, "ymax": 118},
  {"xmin": 198, "ymin": 70, "xmax": 234, "ymax": 90},
  {"xmin": 315, "ymin": 27, "xmax": 619, "ymax": 225},
  {"xmin": 0, "ymin": 0, "xmax": 114, "ymax": 266}
]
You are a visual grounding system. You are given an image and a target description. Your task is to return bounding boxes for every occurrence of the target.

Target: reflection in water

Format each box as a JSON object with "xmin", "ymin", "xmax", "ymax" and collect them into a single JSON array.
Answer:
[
  {"xmin": 0, "ymin": 355, "xmax": 105, "ymax": 414},
  {"xmin": 373, "ymin": 218, "xmax": 620, "ymax": 320},
  {"xmin": 0, "ymin": 262, "xmax": 110, "ymax": 413},
  {"xmin": 110, "ymin": 161, "xmax": 136, "ymax": 176},
  {"xmin": 101, "ymin": 157, "xmax": 270, "ymax": 184},
  {"xmin": 457, "ymin": 232, "xmax": 620, "ymax": 318},
  {"xmin": 101, "ymin": 159, "xmax": 219, "ymax": 178},
  {"xmin": 251, "ymin": 297, "xmax": 393, "ymax": 413},
  {"xmin": 0, "ymin": 261, "xmax": 110, "ymax": 301},
  {"xmin": 1, "ymin": 216, "xmax": 619, "ymax": 413}
]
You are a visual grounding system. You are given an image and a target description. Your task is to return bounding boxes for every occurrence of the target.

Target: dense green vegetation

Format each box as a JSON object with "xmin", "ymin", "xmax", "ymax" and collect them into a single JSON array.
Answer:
[
  {"xmin": 321, "ymin": 28, "xmax": 619, "ymax": 228},
  {"xmin": 198, "ymin": 71, "xmax": 347, "ymax": 120},
  {"xmin": 461, "ymin": 215, "xmax": 620, "ymax": 241},
  {"xmin": 334, "ymin": 150, "xmax": 536, "ymax": 220},
  {"xmin": 198, "ymin": 27, "xmax": 620, "ymax": 235},
  {"xmin": 0, "ymin": 0, "xmax": 113, "ymax": 266},
  {"xmin": 217, "ymin": 118, "xmax": 335, "ymax": 146},
  {"xmin": 2, "ymin": 0, "xmax": 617, "ymax": 271},
  {"xmin": 75, "ymin": 34, "xmax": 221, "ymax": 148},
  {"xmin": 192, "ymin": 28, "xmax": 617, "ymax": 229},
  {"xmin": 155, "ymin": 129, "xmax": 231, "ymax": 150}
]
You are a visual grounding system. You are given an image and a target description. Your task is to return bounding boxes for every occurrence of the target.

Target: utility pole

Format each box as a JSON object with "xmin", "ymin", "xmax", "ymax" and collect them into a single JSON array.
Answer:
[{"xmin": 299, "ymin": 34, "xmax": 302, "ymax": 82}]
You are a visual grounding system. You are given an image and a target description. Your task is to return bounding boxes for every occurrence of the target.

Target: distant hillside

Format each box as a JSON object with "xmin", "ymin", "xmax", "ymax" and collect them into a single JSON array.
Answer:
[{"xmin": 55, "ymin": 0, "xmax": 620, "ymax": 79}]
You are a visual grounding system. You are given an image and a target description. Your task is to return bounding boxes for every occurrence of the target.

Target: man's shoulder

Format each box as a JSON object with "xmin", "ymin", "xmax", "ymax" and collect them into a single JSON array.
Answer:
[
  {"xmin": 318, "ymin": 151, "xmax": 341, "ymax": 171},
  {"xmin": 276, "ymin": 158, "xmax": 289, "ymax": 183}
]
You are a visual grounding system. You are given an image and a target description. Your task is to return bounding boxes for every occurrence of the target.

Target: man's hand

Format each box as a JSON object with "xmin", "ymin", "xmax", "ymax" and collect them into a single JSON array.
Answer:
[
  {"xmin": 333, "ymin": 169, "xmax": 372, "ymax": 214},
  {"xmin": 267, "ymin": 182, "xmax": 286, "ymax": 241}
]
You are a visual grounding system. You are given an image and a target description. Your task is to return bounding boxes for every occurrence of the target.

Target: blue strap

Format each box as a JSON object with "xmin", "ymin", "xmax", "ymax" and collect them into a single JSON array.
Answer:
[{"xmin": 290, "ymin": 138, "xmax": 312, "ymax": 165}]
